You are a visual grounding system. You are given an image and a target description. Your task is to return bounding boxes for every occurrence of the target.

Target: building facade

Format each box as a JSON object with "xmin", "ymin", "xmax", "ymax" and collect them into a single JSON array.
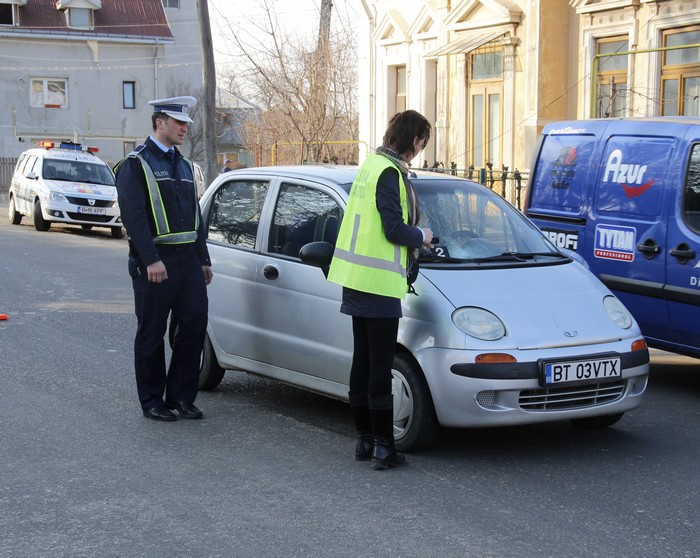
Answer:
[
  {"xmin": 0, "ymin": 0, "xmax": 203, "ymax": 168},
  {"xmin": 357, "ymin": 0, "xmax": 700, "ymax": 204}
]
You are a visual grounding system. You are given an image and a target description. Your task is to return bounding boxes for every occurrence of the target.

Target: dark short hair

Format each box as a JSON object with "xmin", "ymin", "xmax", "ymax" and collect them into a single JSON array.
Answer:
[
  {"xmin": 382, "ymin": 110, "xmax": 431, "ymax": 157},
  {"xmin": 152, "ymin": 112, "xmax": 170, "ymax": 130}
]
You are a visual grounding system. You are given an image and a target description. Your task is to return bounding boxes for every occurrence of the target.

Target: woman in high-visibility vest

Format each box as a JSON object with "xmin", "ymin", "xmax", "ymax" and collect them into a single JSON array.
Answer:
[{"xmin": 328, "ymin": 110, "xmax": 434, "ymax": 470}]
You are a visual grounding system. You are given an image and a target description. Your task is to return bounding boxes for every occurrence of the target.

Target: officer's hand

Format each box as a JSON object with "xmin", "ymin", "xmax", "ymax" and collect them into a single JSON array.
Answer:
[
  {"xmin": 202, "ymin": 265, "xmax": 213, "ymax": 286},
  {"xmin": 147, "ymin": 260, "xmax": 168, "ymax": 283}
]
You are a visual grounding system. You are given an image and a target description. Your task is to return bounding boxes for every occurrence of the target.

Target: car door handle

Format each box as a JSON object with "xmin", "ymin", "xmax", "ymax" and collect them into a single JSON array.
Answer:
[
  {"xmin": 637, "ymin": 239, "xmax": 661, "ymax": 258},
  {"xmin": 263, "ymin": 264, "xmax": 279, "ymax": 280},
  {"xmin": 669, "ymin": 243, "xmax": 696, "ymax": 263}
]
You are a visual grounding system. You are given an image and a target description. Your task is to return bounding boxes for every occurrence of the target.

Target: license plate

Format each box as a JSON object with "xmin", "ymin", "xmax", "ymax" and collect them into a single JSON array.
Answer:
[
  {"xmin": 544, "ymin": 357, "xmax": 621, "ymax": 385},
  {"xmin": 77, "ymin": 206, "xmax": 106, "ymax": 215}
]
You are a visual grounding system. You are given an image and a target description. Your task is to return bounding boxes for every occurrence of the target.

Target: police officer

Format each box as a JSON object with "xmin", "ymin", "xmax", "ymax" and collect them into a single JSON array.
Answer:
[{"xmin": 115, "ymin": 96, "xmax": 213, "ymax": 422}]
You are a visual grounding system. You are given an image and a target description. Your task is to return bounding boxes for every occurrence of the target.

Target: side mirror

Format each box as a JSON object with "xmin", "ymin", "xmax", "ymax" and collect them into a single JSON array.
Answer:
[
  {"xmin": 26, "ymin": 172, "xmax": 38, "ymax": 180},
  {"xmin": 299, "ymin": 241, "xmax": 334, "ymax": 278}
]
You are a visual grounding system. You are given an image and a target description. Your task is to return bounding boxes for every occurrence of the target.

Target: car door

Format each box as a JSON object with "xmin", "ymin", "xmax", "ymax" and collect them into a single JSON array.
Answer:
[
  {"xmin": 589, "ymin": 134, "xmax": 673, "ymax": 342},
  {"xmin": 665, "ymin": 141, "xmax": 700, "ymax": 353},
  {"xmin": 254, "ymin": 179, "xmax": 352, "ymax": 389},
  {"xmin": 204, "ymin": 176, "xmax": 271, "ymax": 363}
]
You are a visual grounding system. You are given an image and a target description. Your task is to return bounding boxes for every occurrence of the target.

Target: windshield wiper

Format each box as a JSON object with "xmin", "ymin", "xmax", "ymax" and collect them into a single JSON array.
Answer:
[
  {"xmin": 418, "ymin": 254, "xmax": 465, "ymax": 263},
  {"xmin": 472, "ymin": 251, "xmax": 566, "ymax": 263}
]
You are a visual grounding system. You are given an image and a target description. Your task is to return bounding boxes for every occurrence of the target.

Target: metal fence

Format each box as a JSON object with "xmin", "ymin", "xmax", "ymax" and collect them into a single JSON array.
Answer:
[
  {"xmin": 419, "ymin": 164, "xmax": 530, "ymax": 209},
  {"xmin": 1, "ymin": 158, "xmax": 17, "ymax": 195}
]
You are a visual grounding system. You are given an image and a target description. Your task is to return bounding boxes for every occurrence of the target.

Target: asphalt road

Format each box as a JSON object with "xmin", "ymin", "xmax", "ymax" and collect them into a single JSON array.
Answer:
[{"xmin": 1, "ymin": 209, "xmax": 699, "ymax": 558}]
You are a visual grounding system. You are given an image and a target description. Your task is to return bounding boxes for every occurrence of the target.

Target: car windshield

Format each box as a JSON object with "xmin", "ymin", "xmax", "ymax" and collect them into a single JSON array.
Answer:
[
  {"xmin": 43, "ymin": 159, "xmax": 115, "ymax": 186},
  {"xmin": 412, "ymin": 177, "xmax": 559, "ymax": 263}
]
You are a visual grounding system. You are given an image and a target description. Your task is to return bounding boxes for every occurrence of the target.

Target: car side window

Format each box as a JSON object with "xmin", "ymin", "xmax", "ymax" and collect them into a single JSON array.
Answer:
[
  {"xmin": 207, "ymin": 179, "xmax": 269, "ymax": 248},
  {"xmin": 684, "ymin": 144, "xmax": 700, "ymax": 234},
  {"xmin": 268, "ymin": 183, "xmax": 342, "ymax": 258},
  {"xmin": 23, "ymin": 155, "xmax": 39, "ymax": 176}
]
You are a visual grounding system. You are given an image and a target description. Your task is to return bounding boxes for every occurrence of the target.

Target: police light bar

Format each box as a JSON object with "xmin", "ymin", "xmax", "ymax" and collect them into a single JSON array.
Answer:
[
  {"xmin": 86, "ymin": 146, "xmax": 100, "ymax": 154},
  {"xmin": 59, "ymin": 141, "xmax": 82, "ymax": 151},
  {"xmin": 39, "ymin": 141, "xmax": 54, "ymax": 149}
]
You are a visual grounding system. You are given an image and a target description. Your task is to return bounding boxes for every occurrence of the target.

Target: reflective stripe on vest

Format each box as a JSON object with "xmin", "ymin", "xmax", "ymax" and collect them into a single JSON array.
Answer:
[
  {"xmin": 132, "ymin": 154, "xmax": 198, "ymax": 245},
  {"xmin": 331, "ymin": 213, "xmax": 405, "ymax": 277}
]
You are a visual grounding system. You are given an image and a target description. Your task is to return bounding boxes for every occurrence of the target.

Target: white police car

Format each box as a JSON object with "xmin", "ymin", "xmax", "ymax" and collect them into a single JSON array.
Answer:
[{"xmin": 7, "ymin": 141, "xmax": 123, "ymax": 238}]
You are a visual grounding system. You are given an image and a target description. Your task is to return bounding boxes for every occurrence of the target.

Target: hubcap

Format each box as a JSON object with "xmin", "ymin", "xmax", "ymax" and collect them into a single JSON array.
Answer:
[{"xmin": 391, "ymin": 370, "xmax": 414, "ymax": 440}]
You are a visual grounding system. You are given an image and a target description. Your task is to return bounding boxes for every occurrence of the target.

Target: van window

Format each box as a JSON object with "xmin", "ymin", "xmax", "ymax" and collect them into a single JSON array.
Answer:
[
  {"xmin": 595, "ymin": 137, "xmax": 672, "ymax": 220},
  {"xmin": 529, "ymin": 134, "xmax": 596, "ymax": 214},
  {"xmin": 684, "ymin": 144, "xmax": 700, "ymax": 233}
]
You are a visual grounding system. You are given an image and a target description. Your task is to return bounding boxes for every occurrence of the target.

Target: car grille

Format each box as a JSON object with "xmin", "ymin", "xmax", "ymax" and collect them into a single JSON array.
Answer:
[
  {"xmin": 65, "ymin": 196, "xmax": 114, "ymax": 208},
  {"xmin": 519, "ymin": 380, "xmax": 625, "ymax": 411},
  {"xmin": 66, "ymin": 212, "xmax": 112, "ymax": 223}
]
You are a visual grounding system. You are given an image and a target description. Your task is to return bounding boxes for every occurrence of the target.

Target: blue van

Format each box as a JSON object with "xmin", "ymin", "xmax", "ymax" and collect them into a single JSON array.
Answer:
[{"xmin": 525, "ymin": 118, "xmax": 700, "ymax": 358}]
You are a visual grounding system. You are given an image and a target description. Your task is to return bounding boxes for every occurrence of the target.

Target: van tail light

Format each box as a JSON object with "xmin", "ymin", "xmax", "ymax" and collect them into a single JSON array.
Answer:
[
  {"xmin": 475, "ymin": 353, "xmax": 517, "ymax": 364},
  {"xmin": 631, "ymin": 339, "xmax": 648, "ymax": 352}
]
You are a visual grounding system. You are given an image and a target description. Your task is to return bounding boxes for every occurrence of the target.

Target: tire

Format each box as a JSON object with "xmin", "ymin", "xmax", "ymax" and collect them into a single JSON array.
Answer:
[
  {"xmin": 199, "ymin": 334, "xmax": 226, "ymax": 390},
  {"xmin": 8, "ymin": 195, "xmax": 22, "ymax": 225},
  {"xmin": 570, "ymin": 412, "xmax": 624, "ymax": 429},
  {"xmin": 33, "ymin": 200, "xmax": 50, "ymax": 231},
  {"xmin": 392, "ymin": 353, "xmax": 440, "ymax": 452},
  {"xmin": 111, "ymin": 226, "xmax": 125, "ymax": 239}
]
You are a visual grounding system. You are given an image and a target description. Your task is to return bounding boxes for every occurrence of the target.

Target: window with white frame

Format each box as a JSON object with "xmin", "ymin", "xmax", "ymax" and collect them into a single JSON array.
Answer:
[
  {"xmin": 0, "ymin": 3, "xmax": 18, "ymax": 25},
  {"xmin": 468, "ymin": 45, "xmax": 503, "ymax": 168},
  {"xmin": 162, "ymin": 0, "xmax": 180, "ymax": 8},
  {"xmin": 595, "ymin": 37, "xmax": 629, "ymax": 118},
  {"xmin": 65, "ymin": 7, "xmax": 93, "ymax": 29},
  {"xmin": 394, "ymin": 65, "xmax": 407, "ymax": 114},
  {"xmin": 31, "ymin": 78, "xmax": 68, "ymax": 108},
  {"xmin": 661, "ymin": 26, "xmax": 700, "ymax": 116}
]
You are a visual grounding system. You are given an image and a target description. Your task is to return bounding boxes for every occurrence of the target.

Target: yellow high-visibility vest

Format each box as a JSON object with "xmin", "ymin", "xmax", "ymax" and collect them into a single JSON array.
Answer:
[{"xmin": 328, "ymin": 154, "xmax": 409, "ymax": 299}]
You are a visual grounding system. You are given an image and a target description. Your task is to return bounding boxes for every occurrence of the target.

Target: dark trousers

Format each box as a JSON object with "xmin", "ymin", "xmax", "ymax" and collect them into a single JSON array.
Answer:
[
  {"xmin": 349, "ymin": 316, "xmax": 399, "ymax": 406},
  {"xmin": 130, "ymin": 251, "xmax": 208, "ymax": 410}
]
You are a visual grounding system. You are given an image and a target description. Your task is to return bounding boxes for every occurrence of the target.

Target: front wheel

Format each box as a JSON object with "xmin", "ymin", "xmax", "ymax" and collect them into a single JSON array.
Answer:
[
  {"xmin": 199, "ymin": 334, "xmax": 226, "ymax": 390},
  {"xmin": 33, "ymin": 200, "xmax": 50, "ymax": 231},
  {"xmin": 111, "ymin": 226, "xmax": 125, "ymax": 239},
  {"xmin": 8, "ymin": 195, "xmax": 22, "ymax": 225},
  {"xmin": 392, "ymin": 354, "xmax": 440, "ymax": 452},
  {"xmin": 570, "ymin": 412, "xmax": 624, "ymax": 429}
]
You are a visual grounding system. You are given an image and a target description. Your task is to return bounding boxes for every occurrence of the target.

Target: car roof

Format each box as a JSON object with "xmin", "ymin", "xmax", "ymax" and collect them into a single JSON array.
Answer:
[{"xmin": 227, "ymin": 164, "xmax": 477, "ymax": 186}]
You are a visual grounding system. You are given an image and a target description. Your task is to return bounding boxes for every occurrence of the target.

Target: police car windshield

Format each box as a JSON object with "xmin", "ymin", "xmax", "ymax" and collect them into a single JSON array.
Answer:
[
  {"xmin": 43, "ymin": 160, "xmax": 115, "ymax": 186},
  {"xmin": 412, "ymin": 177, "xmax": 557, "ymax": 263}
]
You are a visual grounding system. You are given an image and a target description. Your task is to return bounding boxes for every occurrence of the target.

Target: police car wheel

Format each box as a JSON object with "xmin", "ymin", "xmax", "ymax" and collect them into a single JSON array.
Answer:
[
  {"xmin": 570, "ymin": 412, "xmax": 624, "ymax": 429},
  {"xmin": 8, "ymin": 195, "xmax": 22, "ymax": 225},
  {"xmin": 111, "ymin": 226, "xmax": 125, "ymax": 239},
  {"xmin": 392, "ymin": 354, "xmax": 440, "ymax": 452},
  {"xmin": 199, "ymin": 334, "xmax": 225, "ymax": 390},
  {"xmin": 33, "ymin": 200, "xmax": 50, "ymax": 232}
]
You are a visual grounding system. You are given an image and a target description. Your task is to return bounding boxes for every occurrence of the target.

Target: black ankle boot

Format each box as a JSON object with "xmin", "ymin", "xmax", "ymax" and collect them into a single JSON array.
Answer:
[
  {"xmin": 355, "ymin": 433, "xmax": 373, "ymax": 461},
  {"xmin": 371, "ymin": 437, "xmax": 406, "ymax": 470}
]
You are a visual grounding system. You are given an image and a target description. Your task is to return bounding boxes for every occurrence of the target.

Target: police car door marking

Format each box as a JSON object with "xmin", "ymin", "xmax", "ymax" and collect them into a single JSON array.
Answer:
[{"xmin": 594, "ymin": 224, "xmax": 636, "ymax": 261}]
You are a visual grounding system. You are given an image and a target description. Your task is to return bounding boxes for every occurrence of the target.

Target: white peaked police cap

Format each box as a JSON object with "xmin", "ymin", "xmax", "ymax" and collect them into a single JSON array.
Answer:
[{"xmin": 148, "ymin": 96, "xmax": 196, "ymax": 123}]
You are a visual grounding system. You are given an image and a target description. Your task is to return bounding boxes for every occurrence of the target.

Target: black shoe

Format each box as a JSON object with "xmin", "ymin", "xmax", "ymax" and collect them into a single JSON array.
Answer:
[
  {"xmin": 355, "ymin": 434, "xmax": 374, "ymax": 461},
  {"xmin": 371, "ymin": 438, "xmax": 406, "ymax": 470},
  {"xmin": 165, "ymin": 400, "xmax": 203, "ymax": 419},
  {"xmin": 143, "ymin": 405, "xmax": 177, "ymax": 422}
]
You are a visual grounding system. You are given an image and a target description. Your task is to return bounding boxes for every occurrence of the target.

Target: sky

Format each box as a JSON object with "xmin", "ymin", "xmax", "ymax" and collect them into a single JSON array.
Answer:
[{"xmin": 207, "ymin": 0, "xmax": 360, "ymax": 68}]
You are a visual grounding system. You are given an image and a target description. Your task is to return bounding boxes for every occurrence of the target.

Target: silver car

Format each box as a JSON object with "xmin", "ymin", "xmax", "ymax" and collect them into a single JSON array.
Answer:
[{"xmin": 198, "ymin": 165, "xmax": 649, "ymax": 450}]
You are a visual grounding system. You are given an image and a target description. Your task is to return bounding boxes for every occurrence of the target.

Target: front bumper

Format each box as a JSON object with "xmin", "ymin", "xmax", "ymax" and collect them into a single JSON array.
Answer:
[
  {"xmin": 42, "ymin": 200, "xmax": 121, "ymax": 227},
  {"xmin": 415, "ymin": 343, "xmax": 649, "ymax": 428}
]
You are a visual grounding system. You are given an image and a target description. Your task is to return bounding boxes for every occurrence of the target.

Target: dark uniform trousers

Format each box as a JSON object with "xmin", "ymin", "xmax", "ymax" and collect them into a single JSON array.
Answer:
[{"xmin": 129, "ymin": 245, "xmax": 208, "ymax": 410}]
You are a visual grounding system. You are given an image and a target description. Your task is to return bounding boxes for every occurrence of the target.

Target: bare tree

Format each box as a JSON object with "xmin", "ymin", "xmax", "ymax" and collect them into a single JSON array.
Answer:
[{"xmin": 216, "ymin": 0, "xmax": 358, "ymax": 164}]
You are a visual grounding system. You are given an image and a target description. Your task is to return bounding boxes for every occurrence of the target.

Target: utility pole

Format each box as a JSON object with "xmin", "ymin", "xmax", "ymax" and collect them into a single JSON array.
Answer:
[
  {"xmin": 197, "ymin": 0, "xmax": 218, "ymax": 184},
  {"xmin": 310, "ymin": 0, "xmax": 332, "ymax": 162}
]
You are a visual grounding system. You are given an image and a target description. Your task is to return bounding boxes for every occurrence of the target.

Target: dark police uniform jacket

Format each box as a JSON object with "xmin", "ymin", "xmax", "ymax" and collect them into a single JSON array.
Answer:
[{"xmin": 115, "ymin": 138, "xmax": 210, "ymax": 268}]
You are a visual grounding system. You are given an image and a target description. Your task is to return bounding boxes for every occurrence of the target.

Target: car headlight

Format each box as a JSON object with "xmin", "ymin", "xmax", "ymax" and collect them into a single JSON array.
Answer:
[
  {"xmin": 604, "ymin": 295, "xmax": 633, "ymax": 329},
  {"xmin": 452, "ymin": 307, "xmax": 506, "ymax": 340},
  {"xmin": 47, "ymin": 191, "xmax": 68, "ymax": 202}
]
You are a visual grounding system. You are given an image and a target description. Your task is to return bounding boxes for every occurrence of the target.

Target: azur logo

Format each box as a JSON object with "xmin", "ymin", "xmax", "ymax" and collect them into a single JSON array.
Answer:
[{"xmin": 603, "ymin": 149, "xmax": 655, "ymax": 198}]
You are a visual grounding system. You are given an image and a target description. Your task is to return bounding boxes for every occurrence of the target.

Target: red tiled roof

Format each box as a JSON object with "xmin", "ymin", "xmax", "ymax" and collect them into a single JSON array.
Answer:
[{"xmin": 18, "ymin": 0, "xmax": 173, "ymax": 39}]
